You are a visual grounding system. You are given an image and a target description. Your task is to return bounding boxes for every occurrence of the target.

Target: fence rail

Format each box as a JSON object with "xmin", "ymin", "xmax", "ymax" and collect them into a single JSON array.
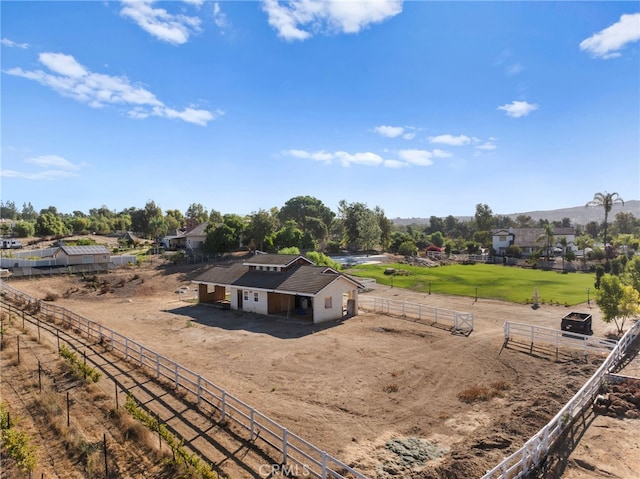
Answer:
[
  {"xmin": 0, "ymin": 255, "xmax": 137, "ymax": 269},
  {"xmin": 3, "ymin": 281, "xmax": 638, "ymax": 479},
  {"xmin": 0, "ymin": 282, "xmax": 368, "ymax": 479},
  {"xmin": 483, "ymin": 318, "xmax": 640, "ymax": 479},
  {"xmin": 358, "ymin": 295, "xmax": 474, "ymax": 333},
  {"xmin": 503, "ymin": 321, "xmax": 618, "ymax": 357}
]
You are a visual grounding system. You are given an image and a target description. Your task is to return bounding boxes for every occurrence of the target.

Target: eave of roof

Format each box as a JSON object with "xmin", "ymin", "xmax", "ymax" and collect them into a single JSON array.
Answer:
[{"xmin": 193, "ymin": 264, "xmax": 359, "ymax": 296}]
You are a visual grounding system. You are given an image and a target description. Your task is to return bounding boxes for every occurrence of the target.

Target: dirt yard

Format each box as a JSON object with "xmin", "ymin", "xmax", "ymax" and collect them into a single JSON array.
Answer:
[{"xmin": 2, "ymin": 259, "xmax": 639, "ymax": 478}]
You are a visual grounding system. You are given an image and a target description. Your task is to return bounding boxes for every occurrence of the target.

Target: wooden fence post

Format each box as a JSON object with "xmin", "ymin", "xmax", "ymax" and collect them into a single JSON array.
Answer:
[{"xmin": 103, "ymin": 433, "xmax": 108, "ymax": 476}]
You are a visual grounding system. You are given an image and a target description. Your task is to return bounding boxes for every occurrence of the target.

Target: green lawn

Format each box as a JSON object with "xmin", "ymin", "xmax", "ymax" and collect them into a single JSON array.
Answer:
[{"xmin": 347, "ymin": 263, "xmax": 595, "ymax": 306}]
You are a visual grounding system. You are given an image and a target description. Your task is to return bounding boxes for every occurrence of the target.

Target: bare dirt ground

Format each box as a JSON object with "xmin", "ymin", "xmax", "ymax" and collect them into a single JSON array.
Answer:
[{"xmin": 2, "ymin": 258, "xmax": 639, "ymax": 478}]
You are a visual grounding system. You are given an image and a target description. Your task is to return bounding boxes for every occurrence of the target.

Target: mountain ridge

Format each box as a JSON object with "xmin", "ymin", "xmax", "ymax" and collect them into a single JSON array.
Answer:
[{"xmin": 392, "ymin": 200, "xmax": 640, "ymax": 227}]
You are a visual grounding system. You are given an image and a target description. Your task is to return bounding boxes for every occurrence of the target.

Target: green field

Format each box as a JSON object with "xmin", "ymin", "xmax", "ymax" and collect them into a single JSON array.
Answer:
[{"xmin": 347, "ymin": 263, "xmax": 596, "ymax": 306}]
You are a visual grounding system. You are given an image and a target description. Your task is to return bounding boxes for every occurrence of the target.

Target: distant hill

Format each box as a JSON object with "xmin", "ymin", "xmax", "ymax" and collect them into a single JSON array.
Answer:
[{"xmin": 392, "ymin": 200, "xmax": 640, "ymax": 227}]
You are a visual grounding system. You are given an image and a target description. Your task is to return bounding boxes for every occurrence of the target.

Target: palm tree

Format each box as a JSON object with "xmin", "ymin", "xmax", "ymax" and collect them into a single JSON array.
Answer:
[
  {"xmin": 586, "ymin": 191, "xmax": 624, "ymax": 260},
  {"xmin": 537, "ymin": 224, "xmax": 555, "ymax": 261},
  {"xmin": 558, "ymin": 235, "xmax": 568, "ymax": 271}
]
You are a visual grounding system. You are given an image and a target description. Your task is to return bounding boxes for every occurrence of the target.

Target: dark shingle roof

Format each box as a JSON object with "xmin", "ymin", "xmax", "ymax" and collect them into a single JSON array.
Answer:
[
  {"xmin": 243, "ymin": 254, "xmax": 313, "ymax": 268},
  {"xmin": 194, "ymin": 264, "xmax": 360, "ymax": 296}
]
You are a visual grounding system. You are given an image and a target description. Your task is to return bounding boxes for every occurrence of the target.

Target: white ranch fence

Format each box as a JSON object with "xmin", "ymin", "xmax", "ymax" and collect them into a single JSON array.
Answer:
[
  {"xmin": 358, "ymin": 295, "xmax": 474, "ymax": 333},
  {"xmin": 503, "ymin": 321, "xmax": 618, "ymax": 358},
  {"xmin": 0, "ymin": 283, "xmax": 368, "ymax": 479},
  {"xmin": 483, "ymin": 318, "xmax": 640, "ymax": 479},
  {"xmin": 3, "ymin": 280, "xmax": 638, "ymax": 479}
]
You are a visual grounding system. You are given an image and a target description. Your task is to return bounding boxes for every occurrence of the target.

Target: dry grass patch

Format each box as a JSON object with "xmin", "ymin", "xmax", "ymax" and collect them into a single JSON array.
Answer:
[{"xmin": 458, "ymin": 381, "xmax": 511, "ymax": 403}]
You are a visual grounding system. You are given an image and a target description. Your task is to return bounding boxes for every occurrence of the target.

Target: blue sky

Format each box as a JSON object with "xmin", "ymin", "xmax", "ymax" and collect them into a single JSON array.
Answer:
[{"xmin": 1, "ymin": 1, "xmax": 639, "ymax": 220}]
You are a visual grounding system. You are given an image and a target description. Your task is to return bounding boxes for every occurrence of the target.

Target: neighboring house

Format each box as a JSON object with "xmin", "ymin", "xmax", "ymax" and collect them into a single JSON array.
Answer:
[
  {"xmin": 53, "ymin": 245, "xmax": 111, "ymax": 265},
  {"xmin": 192, "ymin": 254, "xmax": 363, "ymax": 324},
  {"xmin": 162, "ymin": 229, "xmax": 186, "ymax": 249},
  {"xmin": 120, "ymin": 231, "xmax": 141, "ymax": 245},
  {"xmin": 185, "ymin": 222, "xmax": 208, "ymax": 251},
  {"xmin": 492, "ymin": 227, "xmax": 577, "ymax": 257}
]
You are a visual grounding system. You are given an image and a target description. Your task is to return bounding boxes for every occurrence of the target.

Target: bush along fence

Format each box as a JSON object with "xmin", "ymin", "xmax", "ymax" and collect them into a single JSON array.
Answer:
[
  {"xmin": 358, "ymin": 295, "xmax": 474, "ymax": 334},
  {"xmin": 0, "ymin": 282, "xmax": 369, "ymax": 479},
  {"xmin": 483, "ymin": 318, "xmax": 640, "ymax": 479}
]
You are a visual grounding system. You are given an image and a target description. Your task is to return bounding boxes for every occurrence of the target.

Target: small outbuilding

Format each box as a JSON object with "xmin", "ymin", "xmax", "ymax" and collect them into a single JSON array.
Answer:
[
  {"xmin": 53, "ymin": 245, "xmax": 111, "ymax": 265},
  {"xmin": 192, "ymin": 254, "xmax": 362, "ymax": 323}
]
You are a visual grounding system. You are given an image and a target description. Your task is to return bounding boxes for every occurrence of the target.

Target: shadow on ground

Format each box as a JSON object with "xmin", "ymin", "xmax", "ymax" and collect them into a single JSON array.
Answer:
[{"xmin": 166, "ymin": 303, "xmax": 349, "ymax": 339}]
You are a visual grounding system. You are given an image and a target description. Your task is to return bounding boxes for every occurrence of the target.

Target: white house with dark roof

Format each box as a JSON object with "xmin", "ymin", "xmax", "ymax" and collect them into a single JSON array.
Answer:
[
  {"xmin": 492, "ymin": 227, "xmax": 577, "ymax": 257},
  {"xmin": 192, "ymin": 254, "xmax": 363, "ymax": 323}
]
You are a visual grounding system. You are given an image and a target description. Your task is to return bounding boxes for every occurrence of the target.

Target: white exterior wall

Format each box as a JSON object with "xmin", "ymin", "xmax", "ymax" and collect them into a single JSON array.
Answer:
[
  {"xmin": 187, "ymin": 235, "xmax": 206, "ymax": 249},
  {"xmin": 313, "ymin": 278, "xmax": 355, "ymax": 323},
  {"xmin": 230, "ymin": 287, "xmax": 269, "ymax": 315},
  {"xmin": 240, "ymin": 288, "xmax": 269, "ymax": 315},
  {"xmin": 492, "ymin": 232, "xmax": 513, "ymax": 254},
  {"xmin": 230, "ymin": 287, "xmax": 240, "ymax": 309}
]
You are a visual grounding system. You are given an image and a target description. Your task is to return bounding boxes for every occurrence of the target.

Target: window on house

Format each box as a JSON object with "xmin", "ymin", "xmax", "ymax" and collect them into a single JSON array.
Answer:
[
  {"xmin": 243, "ymin": 291, "xmax": 249, "ymax": 301},
  {"xmin": 254, "ymin": 292, "xmax": 258, "ymax": 302},
  {"xmin": 324, "ymin": 297, "xmax": 332, "ymax": 309},
  {"xmin": 499, "ymin": 235, "xmax": 507, "ymax": 241}
]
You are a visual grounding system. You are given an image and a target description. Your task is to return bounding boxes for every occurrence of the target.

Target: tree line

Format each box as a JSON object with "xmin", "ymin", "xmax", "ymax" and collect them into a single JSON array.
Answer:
[{"xmin": 0, "ymin": 194, "xmax": 638, "ymax": 258}]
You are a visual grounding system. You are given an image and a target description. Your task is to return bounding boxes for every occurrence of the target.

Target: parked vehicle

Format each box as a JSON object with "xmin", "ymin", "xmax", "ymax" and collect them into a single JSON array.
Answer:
[{"xmin": 1, "ymin": 239, "xmax": 23, "ymax": 249}]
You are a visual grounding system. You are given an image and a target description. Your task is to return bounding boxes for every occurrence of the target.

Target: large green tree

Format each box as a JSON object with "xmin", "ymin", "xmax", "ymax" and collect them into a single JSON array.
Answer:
[
  {"xmin": 596, "ymin": 274, "xmax": 639, "ymax": 335},
  {"xmin": 185, "ymin": 203, "xmax": 209, "ymax": 224},
  {"xmin": 35, "ymin": 212, "xmax": 68, "ymax": 236},
  {"xmin": 339, "ymin": 201, "xmax": 382, "ymax": 252},
  {"xmin": 586, "ymin": 191, "xmax": 624, "ymax": 259},
  {"xmin": 247, "ymin": 208, "xmax": 279, "ymax": 251},
  {"xmin": 474, "ymin": 203, "xmax": 494, "ymax": 232},
  {"xmin": 278, "ymin": 196, "xmax": 335, "ymax": 242}
]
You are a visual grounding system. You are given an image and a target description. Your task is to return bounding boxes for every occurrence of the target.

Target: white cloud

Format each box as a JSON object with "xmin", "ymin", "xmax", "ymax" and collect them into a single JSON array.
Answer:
[
  {"xmin": 1, "ymin": 38, "xmax": 29, "ymax": 49},
  {"xmin": 398, "ymin": 149, "xmax": 434, "ymax": 166},
  {"xmin": 373, "ymin": 124, "xmax": 417, "ymax": 139},
  {"xmin": 373, "ymin": 125, "xmax": 404, "ymax": 138},
  {"xmin": 497, "ymin": 100, "xmax": 539, "ymax": 118},
  {"xmin": 506, "ymin": 63, "xmax": 523, "ymax": 75},
  {"xmin": 476, "ymin": 142, "xmax": 497, "ymax": 151},
  {"xmin": 5, "ymin": 52, "xmax": 221, "ymax": 126},
  {"xmin": 432, "ymin": 149, "xmax": 452, "ymax": 158},
  {"xmin": 580, "ymin": 13, "xmax": 640, "ymax": 59},
  {"xmin": 1, "ymin": 155, "xmax": 85, "ymax": 181},
  {"xmin": 428, "ymin": 134, "xmax": 471, "ymax": 146},
  {"xmin": 212, "ymin": 2, "xmax": 229, "ymax": 29},
  {"xmin": 285, "ymin": 149, "xmax": 333, "ymax": 162},
  {"xmin": 285, "ymin": 149, "xmax": 389, "ymax": 167},
  {"xmin": 334, "ymin": 151, "xmax": 384, "ymax": 167},
  {"xmin": 383, "ymin": 159, "xmax": 407, "ymax": 168},
  {"xmin": 285, "ymin": 146, "xmax": 442, "ymax": 168},
  {"xmin": 39, "ymin": 52, "xmax": 88, "ymax": 78},
  {"xmin": 120, "ymin": 0, "xmax": 202, "ymax": 45},
  {"xmin": 261, "ymin": 0, "xmax": 403, "ymax": 41}
]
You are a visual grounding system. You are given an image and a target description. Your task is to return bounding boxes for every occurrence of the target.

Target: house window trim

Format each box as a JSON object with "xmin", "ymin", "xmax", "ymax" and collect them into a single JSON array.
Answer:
[{"xmin": 324, "ymin": 297, "xmax": 332, "ymax": 309}]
